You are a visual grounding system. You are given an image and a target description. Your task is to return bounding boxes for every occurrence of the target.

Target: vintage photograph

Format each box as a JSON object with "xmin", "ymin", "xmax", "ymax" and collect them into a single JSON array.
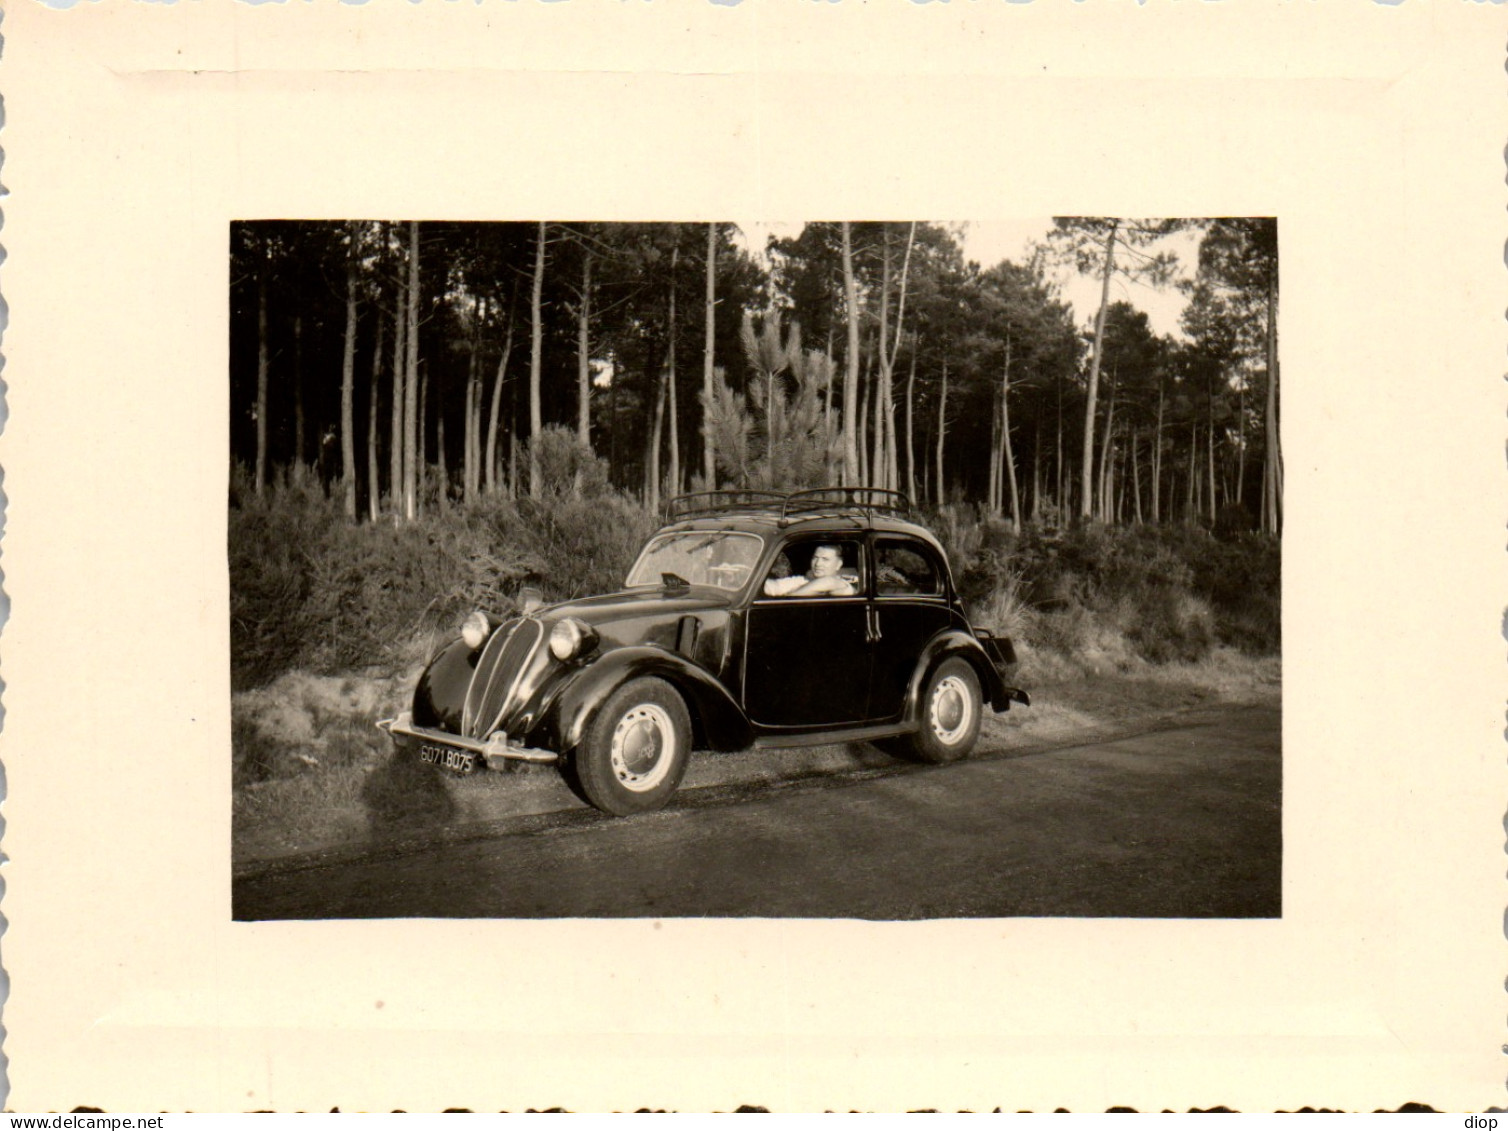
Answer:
[
  {"xmin": 228, "ymin": 218, "xmax": 1283, "ymax": 922},
  {"xmin": 11, "ymin": 0, "xmax": 1500, "ymax": 1107},
  {"xmin": 228, "ymin": 218, "xmax": 1281, "ymax": 921}
]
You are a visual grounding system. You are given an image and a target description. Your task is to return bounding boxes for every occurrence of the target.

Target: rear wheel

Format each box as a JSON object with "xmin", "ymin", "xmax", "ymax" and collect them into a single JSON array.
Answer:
[
  {"xmin": 904, "ymin": 657, "xmax": 983, "ymax": 764},
  {"xmin": 572, "ymin": 677, "xmax": 691, "ymax": 816}
]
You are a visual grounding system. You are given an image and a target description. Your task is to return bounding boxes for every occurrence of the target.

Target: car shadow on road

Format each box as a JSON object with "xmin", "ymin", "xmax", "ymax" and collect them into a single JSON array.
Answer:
[{"xmin": 360, "ymin": 750, "xmax": 459, "ymax": 840}]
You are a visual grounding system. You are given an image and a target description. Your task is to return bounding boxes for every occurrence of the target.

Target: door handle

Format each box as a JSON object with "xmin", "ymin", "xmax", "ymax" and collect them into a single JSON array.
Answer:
[{"xmin": 866, "ymin": 605, "xmax": 881, "ymax": 643}]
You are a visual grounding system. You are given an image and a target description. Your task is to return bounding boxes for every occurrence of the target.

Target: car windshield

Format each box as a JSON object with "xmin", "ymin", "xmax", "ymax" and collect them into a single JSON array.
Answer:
[{"xmin": 625, "ymin": 531, "xmax": 766, "ymax": 592}]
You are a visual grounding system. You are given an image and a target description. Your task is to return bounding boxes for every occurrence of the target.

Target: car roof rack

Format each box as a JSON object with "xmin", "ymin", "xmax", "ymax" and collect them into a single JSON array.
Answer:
[{"xmin": 664, "ymin": 488, "xmax": 913, "ymax": 525}]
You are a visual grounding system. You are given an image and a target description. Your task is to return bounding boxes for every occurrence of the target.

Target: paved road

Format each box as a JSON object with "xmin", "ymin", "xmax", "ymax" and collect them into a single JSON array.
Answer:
[{"xmin": 233, "ymin": 705, "xmax": 1280, "ymax": 920}]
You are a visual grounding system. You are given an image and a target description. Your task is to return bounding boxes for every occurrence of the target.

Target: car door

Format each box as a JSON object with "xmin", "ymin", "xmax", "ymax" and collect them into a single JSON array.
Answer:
[
  {"xmin": 742, "ymin": 536, "xmax": 873, "ymax": 729},
  {"xmin": 867, "ymin": 536, "xmax": 952, "ymax": 722}
]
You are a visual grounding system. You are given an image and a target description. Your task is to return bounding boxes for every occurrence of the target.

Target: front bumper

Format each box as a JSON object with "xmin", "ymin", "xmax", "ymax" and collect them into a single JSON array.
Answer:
[{"xmin": 378, "ymin": 710, "xmax": 560, "ymax": 769}]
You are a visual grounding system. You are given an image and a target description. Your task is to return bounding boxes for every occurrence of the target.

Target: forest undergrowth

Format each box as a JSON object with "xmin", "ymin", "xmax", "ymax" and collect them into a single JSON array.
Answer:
[{"xmin": 229, "ymin": 478, "xmax": 1280, "ymax": 861}]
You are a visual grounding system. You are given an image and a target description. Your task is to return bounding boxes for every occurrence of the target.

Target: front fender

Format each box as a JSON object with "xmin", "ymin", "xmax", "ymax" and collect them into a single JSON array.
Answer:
[
  {"xmin": 410, "ymin": 638, "xmax": 477, "ymax": 733},
  {"xmin": 906, "ymin": 629, "xmax": 1016, "ymax": 717},
  {"xmin": 544, "ymin": 646, "xmax": 754, "ymax": 755}
]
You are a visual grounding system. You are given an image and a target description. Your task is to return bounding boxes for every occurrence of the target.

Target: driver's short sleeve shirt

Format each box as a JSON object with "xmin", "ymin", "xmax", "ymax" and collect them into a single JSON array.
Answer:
[{"xmin": 763, "ymin": 574, "xmax": 856, "ymax": 597}]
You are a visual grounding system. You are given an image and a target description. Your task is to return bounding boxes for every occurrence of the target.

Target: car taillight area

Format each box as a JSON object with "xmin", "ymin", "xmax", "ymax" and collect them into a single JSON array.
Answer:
[{"xmin": 462, "ymin": 616, "xmax": 545, "ymax": 738}]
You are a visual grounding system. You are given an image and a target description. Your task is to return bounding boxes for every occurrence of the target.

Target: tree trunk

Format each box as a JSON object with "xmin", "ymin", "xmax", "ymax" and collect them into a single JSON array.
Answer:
[
  {"xmin": 435, "ymin": 372, "xmax": 447, "ymax": 507},
  {"xmin": 823, "ymin": 326, "xmax": 837, "ymax": 487},
  {"xmin": 464, "ymin": 372, "xmax": 476, "ymax": 500},
  {"xmin": 608, "ymin": 359, "xmax": 619, "ymax": 486},
  {"xmin": 403, "ymin": 221, "xmax": 420, "ymax": 521},
  {"xmin": 528, "ymin": 221, "xmax": 547, "ymax": 498},
  {"xmin": 1263, "ymin": 273, "xmax": 1282, "ymax": 534},
  {"xmin": 389, "ymin": 291, "xmax": 404, "ymax": 517},
  {"xmin": 1054, "ymin": 379, "xmax": 1064, "ymax": 518},
  {"xmin": 577, "ymin": 250, "xmax": 592, "ymax": 452},
  {"xmin": 1152, "ymin": 377, "xmax": 1164, "ymax": 524},
  {"xmin": 1112, "ymin": 447, "xmax": 1121, "ymax": 523},
  {"xmin": 934, "ymin": 361, "xmax": 948, "ymax": 507},
  {"xmin": 367, "ymin": 315, "xmax": 383, "ymax": 523},
  {"xmin": 823, "ymin": 330, "xmax": 835, "ymax": 418},
  {"xmin": 765, "ymin": 355, "xmax": 776, "ymax": 473},
  {"xmin": 464, "ymin": 297, "xmax": 482, "ymax": 505},
  {"xmin": 862, "ymin": 372, "xmax": 874, "ymax": 488},
  {"xmin": 884, "ymin": 376, "xmax": 898, "ymax": 493},
  {"xmin": 870, "ymin": 350, "xmax": 884, "ymax": 489},
  {"xmin": 840, "ymin": 222, "xmax": 860, "ymax": 485},
  {"xmin": 884, "ymin": 224, "xmax": 914, "ymax": 495},
  {"xmin": 1032, "ymin": 415, "xmax": 1043, "ymax": 520},
  {"xmin": 1080, "ymin": 221, "xmax": 1118, "ymax": 521},
  {"xmin": 987, "ymin": 392, "xmax": 1000, "ymax": 516},
  {"xmin": 1234, "ymin": 382, "xmax": 1246, "ymax": 508},
  {"xmin": 646, "ymin": 348, "xmax": 668, "ymax": 513},
  {"xmin": 417, "ymin": 367, "xmax": 428, "ymax": 515},
  {"xmin": 1098, "ymin": 370, "xmax": 1116, "ymax": 523},
  {"xmin": 1002, "ymin": 341, "xmax": 1021, "ymax": 534},
  {"xmin": 877, "ymin": 227, "xmax": 892, "ymax": 479},
  {"xmin": 921, "ymin": 414, "xmax": 931, "ymax": 505},
  {"xmin": 340, "ymin": 245, "xmax": 358, "ymax": 519},
  {"xmin": 667, "ymin": 245, "xmax": 680, "ymax": 500},
  {"xmin": 703, "ymin": 222, "xmax": 717, "ymax": 486},
  {"xmin": 904, "ymin": 348, "xmax": 917, "ymax": 503},
  {"xmin": 464, "ymin": 333, "xmax": 477, "ymax": 504},
  {"xmin": 293, "ymin": 314, "xmax": 305, "ymax": 478},
  {"xmin": 1186, "ymin": 416, "xmax": 1198, "ymax": 522},
  {"xmin": 485, "ymin": 309, "xmax": 514, "ymax": 496},
  {"xmin": 254, "ymin": 271, "xmax": 268, "ymax": 497},
  {"xmin": 1207, "ymin": 381, "xmax": 1218, "ymax": 524},
  {"xmin": 1131, "ymin": 426, "xmax": 1143, "ymax": 524}
]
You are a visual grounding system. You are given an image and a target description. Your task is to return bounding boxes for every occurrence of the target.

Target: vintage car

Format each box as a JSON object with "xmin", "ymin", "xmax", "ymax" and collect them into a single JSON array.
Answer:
[{"xmin": 379, "ymin": 489, "xmax": 1029, "ymax": 816}]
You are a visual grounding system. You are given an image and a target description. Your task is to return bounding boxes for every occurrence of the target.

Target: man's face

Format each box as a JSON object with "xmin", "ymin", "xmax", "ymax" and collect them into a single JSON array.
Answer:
[{"xmin": 810, "ymin": 546, "xmax": 843, "ymax": 578}]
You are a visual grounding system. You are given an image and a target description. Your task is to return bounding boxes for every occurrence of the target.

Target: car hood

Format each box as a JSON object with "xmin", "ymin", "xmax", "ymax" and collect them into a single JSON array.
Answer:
[
  {"xmin": 544, "ymin": 587, "xmax": 736, "ymax": 626},
  {"xmin": 540, "ymin": 587, "xmax": 739, "ymax": 656}
]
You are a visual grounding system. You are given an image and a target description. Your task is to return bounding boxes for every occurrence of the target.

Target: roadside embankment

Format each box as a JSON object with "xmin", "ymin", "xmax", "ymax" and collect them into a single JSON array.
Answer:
[{"xmin": 232, "ymin": 648, "xmax": 1279, "ymax": 874}]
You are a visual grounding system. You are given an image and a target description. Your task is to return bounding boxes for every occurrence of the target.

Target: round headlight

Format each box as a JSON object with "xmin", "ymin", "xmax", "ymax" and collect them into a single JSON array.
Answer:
[
  {"xmin": 549, "ymin": 617, "xmax": 597, "ymax": 662},
  {"xmin": 460, "ymin": 610, "xmax": 492, "ymax": 650}
]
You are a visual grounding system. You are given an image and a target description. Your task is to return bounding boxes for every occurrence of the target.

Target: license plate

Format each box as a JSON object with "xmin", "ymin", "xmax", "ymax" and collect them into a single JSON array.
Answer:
[{"xmin": 419, "ymin": 744, "xmax": 475, "ymax": 774}]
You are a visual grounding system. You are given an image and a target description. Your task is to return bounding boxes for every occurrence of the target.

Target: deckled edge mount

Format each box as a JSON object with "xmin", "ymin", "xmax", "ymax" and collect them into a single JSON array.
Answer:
[{"xmin": 0, "ymin": 3, "xmax": 13, "ymax": 1113}]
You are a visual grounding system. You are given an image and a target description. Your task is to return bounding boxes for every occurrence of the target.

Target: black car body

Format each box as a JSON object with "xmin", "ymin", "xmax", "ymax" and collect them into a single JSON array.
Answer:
[{"xmin": 380, "ymin": 489, "xmax": 1029, "ymax": 815}]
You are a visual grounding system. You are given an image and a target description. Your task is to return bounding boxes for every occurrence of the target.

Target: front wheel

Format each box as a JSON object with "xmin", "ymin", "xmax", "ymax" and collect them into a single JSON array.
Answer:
[
  {"xmin": 903, "ymin": 657, "xmax": 983, "ymax": 764},
  {"xmin": 572, "ymin": 677, "xmax": 691, "ymax": 816}
]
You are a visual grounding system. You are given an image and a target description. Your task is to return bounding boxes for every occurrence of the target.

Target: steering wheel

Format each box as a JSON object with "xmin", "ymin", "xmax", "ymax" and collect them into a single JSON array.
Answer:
[{"xmin": 708, "ymin": 563, "xmax": 751, "ymax": 583}]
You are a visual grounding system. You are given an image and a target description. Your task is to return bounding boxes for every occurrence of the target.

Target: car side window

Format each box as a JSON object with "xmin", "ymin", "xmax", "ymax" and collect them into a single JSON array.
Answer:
[
  {"xmin": 875, "ymin": 539, "xmax": 942, "ymax": 597},
  {"xmin": 761, "ymin": 539, "xmax": 864, "ymax": 598}
]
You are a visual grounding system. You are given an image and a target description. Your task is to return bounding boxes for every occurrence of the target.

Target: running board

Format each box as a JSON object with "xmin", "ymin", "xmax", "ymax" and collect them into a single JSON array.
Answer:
[{"xmin": 753, "ymin": 722, "xmax": 918, "ymax": 750}]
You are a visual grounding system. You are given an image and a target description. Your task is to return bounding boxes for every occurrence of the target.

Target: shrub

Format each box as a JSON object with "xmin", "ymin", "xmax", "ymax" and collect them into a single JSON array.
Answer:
[
  {"xmin": 231, "ymin": 468, "xmax": 1278, "ymax": 694},
  {"xmin": 1121, "ymin": 586, "xmax": 1218, "ymax": 664},
  {"xmin": 232, "ymin": 670, "xmax": 413, "ymax": 789},
  {"xmin": 957, "ymin": 521, "xmax": 1278, "ymax": 669},
  {"xmin": 524, "ymin": 425, "xmax": 615, "ymax": 499},
  {"xmin": 510, "ymin": 493, "xmax": 658, "ymax": 601},
  {"xmin": 229, "ymin": 471, "xmax": 656, "ymax": 691}
]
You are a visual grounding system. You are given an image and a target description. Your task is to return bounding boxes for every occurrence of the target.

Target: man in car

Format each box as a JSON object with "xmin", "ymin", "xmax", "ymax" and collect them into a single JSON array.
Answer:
[{"xmin": 763, "ymin": 543, "xmax": 857, "ymax": 597}]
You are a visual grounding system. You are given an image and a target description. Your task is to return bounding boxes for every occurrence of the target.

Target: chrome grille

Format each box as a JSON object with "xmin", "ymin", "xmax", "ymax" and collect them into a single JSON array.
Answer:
[{"xmin": 463, "ymin": 617, "xmax": 542, "ymax": 738}]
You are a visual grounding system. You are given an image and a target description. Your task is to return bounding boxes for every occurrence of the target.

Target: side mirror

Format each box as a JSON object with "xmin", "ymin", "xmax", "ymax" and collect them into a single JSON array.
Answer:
[{"xmin": 519, "ymin": 586, "xmax": 544, "ymax": 615}]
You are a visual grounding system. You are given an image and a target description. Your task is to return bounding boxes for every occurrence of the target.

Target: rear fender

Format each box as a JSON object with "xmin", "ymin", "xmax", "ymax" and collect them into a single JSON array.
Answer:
[
  {"xmin": 547, "ymin": 646, "xmax": 754, "ymax": 754},
  {"xmin": 906, "ymin": 629, "xmax": 1020, "ymax": 716}
]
